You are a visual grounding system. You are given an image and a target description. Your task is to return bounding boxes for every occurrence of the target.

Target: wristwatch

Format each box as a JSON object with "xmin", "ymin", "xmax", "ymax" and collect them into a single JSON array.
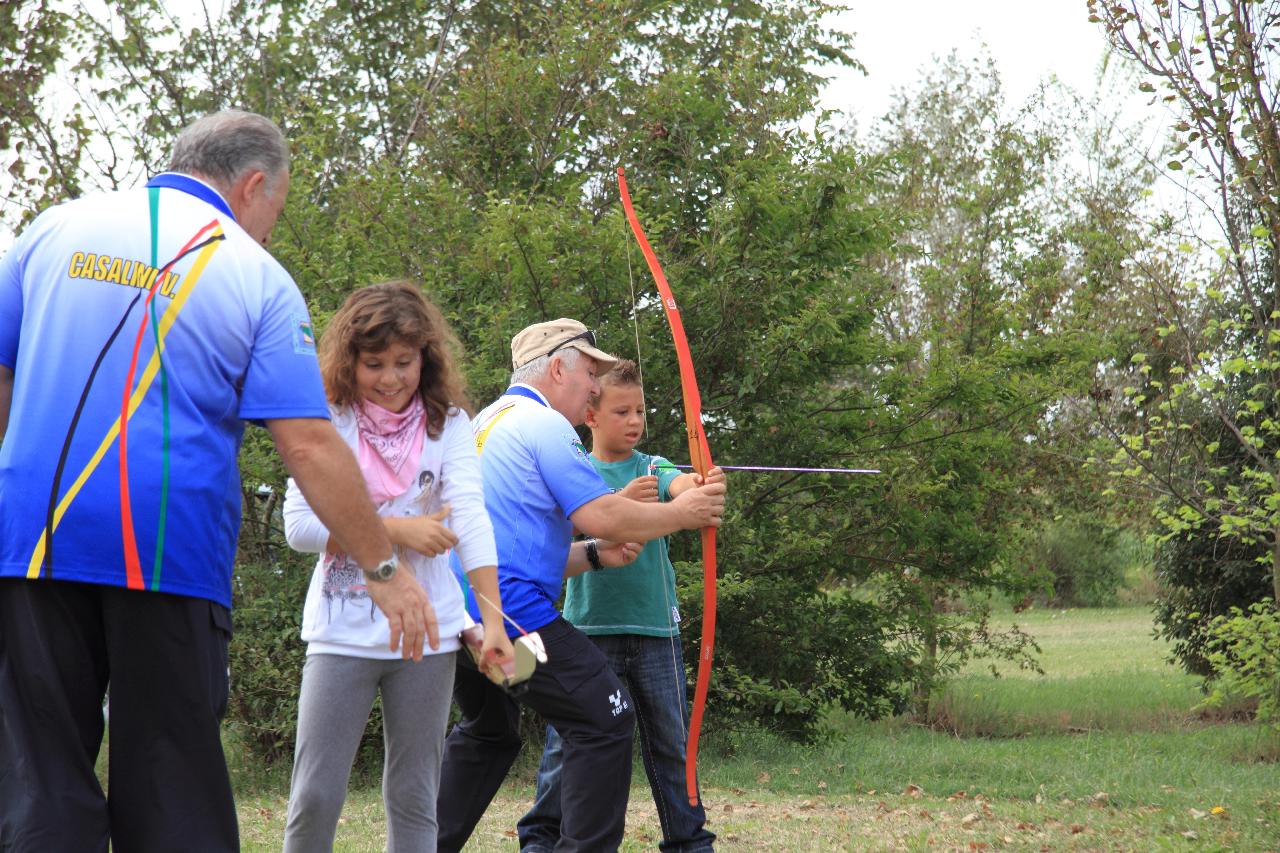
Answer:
[
  {"xmin": 365, "ymin": 552, "xmax": 399, "ymax": 582},
  {"xmin": 585, "ymin": 539, "xmax": 603, "ymax": 572}
]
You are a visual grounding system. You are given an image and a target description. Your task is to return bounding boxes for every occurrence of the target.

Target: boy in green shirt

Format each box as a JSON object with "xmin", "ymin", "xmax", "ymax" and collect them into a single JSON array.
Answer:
[{"xmin": 517, "ymin": 359, "xmax": 721, "ymax": 853}]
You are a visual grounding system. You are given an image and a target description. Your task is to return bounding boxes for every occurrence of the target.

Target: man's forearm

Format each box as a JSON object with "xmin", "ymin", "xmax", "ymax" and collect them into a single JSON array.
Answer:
[
  {"xmin": 571, "ymin": 493, "xmax": 688, "ymax": 543},
  {"xmin": 0, "ymin": 365, "xmax": 12, "ymax": 441},
  {"xmin": 563, "ymin": 540, "xmax": 593, "ymax": 578}
]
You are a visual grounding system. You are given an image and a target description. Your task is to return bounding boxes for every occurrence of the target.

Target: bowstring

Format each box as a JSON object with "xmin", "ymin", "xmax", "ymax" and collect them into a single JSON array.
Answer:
[
  {"xmin": 620, "ymin": 185, "xmax": 685, "ymax": 725},
  {"xmin": 471, "ymin": 585, "xmax": 532, "ymax": 637}
]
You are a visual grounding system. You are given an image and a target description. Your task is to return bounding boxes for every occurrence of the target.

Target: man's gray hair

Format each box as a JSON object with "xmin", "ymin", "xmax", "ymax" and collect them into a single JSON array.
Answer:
[
  {"xmin": 511, "ymin": 347, "xmax": 579, "ymax": 386},
  {"xmin": 168, "ymin": 110, "xmax": 289, "ymax": 194}
]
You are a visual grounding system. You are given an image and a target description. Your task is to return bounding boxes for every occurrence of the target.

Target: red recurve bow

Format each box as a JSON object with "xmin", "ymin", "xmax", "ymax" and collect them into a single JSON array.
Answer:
[{"xmin": 617, "ymin": 167, "xmax": 716, "ymax": 807}]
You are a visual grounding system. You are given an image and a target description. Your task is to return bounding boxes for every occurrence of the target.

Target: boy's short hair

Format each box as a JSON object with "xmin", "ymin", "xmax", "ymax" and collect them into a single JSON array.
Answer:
[{"xmin": 588, "ymin": 358, "xmax": 642, "ymax": 408}]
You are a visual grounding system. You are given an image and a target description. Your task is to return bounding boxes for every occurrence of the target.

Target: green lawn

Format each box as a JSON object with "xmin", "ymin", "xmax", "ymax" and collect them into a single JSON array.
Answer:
[
  {"xmin": 927, "ymin": 607, "xmax": 1208, "ymax": 736},
  {"xmin": 235, "ymin": 606, "xmax": 1280, "ymax": 851}
]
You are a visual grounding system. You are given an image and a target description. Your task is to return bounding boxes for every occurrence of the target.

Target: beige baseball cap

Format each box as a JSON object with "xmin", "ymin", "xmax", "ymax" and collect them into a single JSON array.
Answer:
[{"xmin": 511, "ymin": 318, "xmax": 619, "ymax": 372}]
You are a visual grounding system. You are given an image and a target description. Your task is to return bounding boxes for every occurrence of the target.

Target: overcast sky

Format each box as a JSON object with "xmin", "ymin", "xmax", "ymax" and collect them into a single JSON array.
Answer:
[
  {"xmin": 814, "ymin": 1, "xmax": 1227, "ymax": 248},
  {"xmin": 818, "ymin": 0, "xmax": 1115, "ymax": 130}
]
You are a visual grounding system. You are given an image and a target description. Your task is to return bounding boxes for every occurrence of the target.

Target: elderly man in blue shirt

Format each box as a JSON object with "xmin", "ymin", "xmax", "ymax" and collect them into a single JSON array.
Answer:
[{"xmin": 437, "ymin": 319, "xmax": 725, "ymax": 853}]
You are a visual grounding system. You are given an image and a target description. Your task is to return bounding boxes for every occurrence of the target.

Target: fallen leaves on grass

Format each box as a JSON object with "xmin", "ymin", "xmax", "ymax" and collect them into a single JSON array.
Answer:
[{"xmin": 264, "ymin": 782, "xmax": 1264, "ymax": 852}]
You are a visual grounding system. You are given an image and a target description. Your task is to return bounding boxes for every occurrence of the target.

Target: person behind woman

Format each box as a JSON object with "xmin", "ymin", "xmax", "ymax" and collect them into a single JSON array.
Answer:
[{"xmin": 282, "ymin": 280, "xmax": 513, "ymax": 851}]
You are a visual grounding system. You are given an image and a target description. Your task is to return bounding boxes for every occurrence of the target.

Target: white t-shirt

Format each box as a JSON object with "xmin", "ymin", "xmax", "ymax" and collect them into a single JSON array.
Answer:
[{"xmin": 283, "ymin": 405, "xmax": 497, "ymax": 658}]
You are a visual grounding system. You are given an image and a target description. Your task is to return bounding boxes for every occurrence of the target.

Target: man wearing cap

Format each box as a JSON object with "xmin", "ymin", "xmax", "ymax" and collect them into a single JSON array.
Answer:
[{"xmin": 436, "ymin": 319, "xmax": 726, "ymax": 853}]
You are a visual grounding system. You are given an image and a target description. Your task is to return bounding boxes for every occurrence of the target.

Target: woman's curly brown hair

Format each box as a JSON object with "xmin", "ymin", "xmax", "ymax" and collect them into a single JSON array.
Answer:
[{"xmin": 318, "ymin": 280, "xmax": 472, "ymax": 438}]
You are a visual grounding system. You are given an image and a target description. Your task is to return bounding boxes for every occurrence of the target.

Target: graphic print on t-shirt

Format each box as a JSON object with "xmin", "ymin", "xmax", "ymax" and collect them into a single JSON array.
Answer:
[{"xmin": 320, "ymin": 552, "xmax": 374, "ymax": 623}]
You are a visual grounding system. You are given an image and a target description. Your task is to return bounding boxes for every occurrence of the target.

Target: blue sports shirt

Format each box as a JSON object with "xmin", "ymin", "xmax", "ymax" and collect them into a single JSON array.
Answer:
[
  {"xmin": 456, "ymin": 384, "xmax": 612, "ymax": 635},
  {"xmin": 0, "ymin": 174, "xmax": 329, "ymax": 608}
]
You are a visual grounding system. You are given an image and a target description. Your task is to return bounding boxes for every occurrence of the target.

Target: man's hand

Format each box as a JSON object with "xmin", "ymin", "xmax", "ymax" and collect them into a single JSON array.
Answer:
[
  {"xmin": 365, "ymin": 571, "xmax": 438, "ymax": 661},
  {"xmin": 388, "ymin": 504, "xmax": 459, "ymax": 557},
  {"xmin": 670, "ymin": 480, "xmax": 726, "ymax": 530},
  {"xmin": 596, "ymin": 540, "xmax": 643, "ymax": 567},
  {"xmin": 619, "ymin": 474, "xmax": 660, "ymax": 502},
  {"xmin": 479, "ymin": 621, "xmax": 516, "ymax": 684}
]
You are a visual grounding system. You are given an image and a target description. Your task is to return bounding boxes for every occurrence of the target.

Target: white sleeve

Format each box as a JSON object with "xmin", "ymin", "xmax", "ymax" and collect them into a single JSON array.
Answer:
[
  {"xmin": 282, "ymin": 476, "xmax": 332, "ymax": 554},
  {"xmin": 439, "ymin": 411, "xmax": 498, "ymax": 572}
]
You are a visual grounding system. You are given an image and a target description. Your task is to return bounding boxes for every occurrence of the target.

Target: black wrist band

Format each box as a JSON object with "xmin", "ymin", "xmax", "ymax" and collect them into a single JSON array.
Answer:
[{"xmin": 585, "ymin": 539, "xmax": 603, "ymax": 571}]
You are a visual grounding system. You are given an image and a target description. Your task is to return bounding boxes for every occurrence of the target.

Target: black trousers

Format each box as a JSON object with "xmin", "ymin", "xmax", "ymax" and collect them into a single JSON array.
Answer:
[
  {"xmin": 0, "ymin": 578, "xmax": 238, "ymax": 852},
  {"xmin": 436, "ymin": 617, "xmax": 637, "ymax": 853}
]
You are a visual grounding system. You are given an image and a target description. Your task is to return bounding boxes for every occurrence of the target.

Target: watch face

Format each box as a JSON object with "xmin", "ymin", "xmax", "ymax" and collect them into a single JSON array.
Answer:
[{"xmin": 373, "ymin": 557, "xmax": 397, "ymax": 580}]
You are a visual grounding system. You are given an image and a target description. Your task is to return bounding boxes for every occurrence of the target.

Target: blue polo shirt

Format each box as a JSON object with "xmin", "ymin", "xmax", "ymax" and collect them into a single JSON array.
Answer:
[
  {"xmin": 457, "ymin": 384, "xmax": 612, "ymax": 635},
  {"xmin": 0, "ymin": 174, "xmax": 328, "ymax": 608}
]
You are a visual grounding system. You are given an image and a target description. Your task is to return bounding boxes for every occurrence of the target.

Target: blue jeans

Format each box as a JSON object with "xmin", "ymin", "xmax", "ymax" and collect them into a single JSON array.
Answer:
[{"xmin": 517, "ymin": 634, "xmax": 715, "ymax": 853}]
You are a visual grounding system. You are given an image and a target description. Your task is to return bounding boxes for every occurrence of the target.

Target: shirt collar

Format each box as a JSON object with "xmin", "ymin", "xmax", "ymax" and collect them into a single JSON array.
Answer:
[
  {"xmin": 145, "ymin": 172, "xmax": 236, "ymax": 221},
  {"xmin": 504, "ymin": 383, "xmax": 550, "ymax": 407}
]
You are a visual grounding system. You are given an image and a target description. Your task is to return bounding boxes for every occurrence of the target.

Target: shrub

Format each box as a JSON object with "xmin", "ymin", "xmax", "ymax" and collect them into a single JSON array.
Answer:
[
  {"xmin": 1032, "ymin": 514, "xmax": 1128, "ymax": 607},
  {"xmin": 227, "ymin": 551, "xmax": 311, "ymax": 767},
  {"xmin": 706, "ymin": 577, "xmax": 911, "ymax": 741},
  {"xmin": 1202, "ymin": 599, "xmax": 1280, "ymax": 731},
  {"xmin": 1153, "ymin": 528, "xmax": 1273, "ymax": 676}
]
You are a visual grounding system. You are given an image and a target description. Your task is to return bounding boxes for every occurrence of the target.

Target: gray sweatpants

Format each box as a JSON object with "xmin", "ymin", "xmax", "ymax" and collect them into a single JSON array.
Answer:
[{"xmin": 283, "ymin": 651, "xmax": 455, "ymax": 852}]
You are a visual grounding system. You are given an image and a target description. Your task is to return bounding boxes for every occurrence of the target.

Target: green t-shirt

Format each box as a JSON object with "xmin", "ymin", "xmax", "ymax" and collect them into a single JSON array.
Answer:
[{"xmin": 562, "ymin": 450, "xmax": 683, "ymax": 637}]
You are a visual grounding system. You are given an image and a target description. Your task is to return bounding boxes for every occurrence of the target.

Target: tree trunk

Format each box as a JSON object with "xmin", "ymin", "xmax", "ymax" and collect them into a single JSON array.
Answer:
[
  {"xmin": 912, "ymin": 589, "xmax": 940, "ymax": 719},
  {"xmin": 1272, "ymin": 530, "xmax": 1280, "ymax": 604}
]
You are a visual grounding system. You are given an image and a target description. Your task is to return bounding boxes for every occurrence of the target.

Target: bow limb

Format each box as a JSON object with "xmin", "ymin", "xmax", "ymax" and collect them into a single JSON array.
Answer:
[{"xmin": 617, "ymin": 167, "xmax": 716, "ymax": 808}]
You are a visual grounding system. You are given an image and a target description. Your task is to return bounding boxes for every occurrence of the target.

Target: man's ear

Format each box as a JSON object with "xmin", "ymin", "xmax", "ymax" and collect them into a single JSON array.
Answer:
[
  {"xmin": 225, "ymin": 169, "xmax": 266, "ymax": 220},
  {"xmin": 239, "ymin": 170, "xmax": 267, "ymax": 202},
  {"xmin": 547, "ymin": 354, "xmax": 565, "ymax": 384}
]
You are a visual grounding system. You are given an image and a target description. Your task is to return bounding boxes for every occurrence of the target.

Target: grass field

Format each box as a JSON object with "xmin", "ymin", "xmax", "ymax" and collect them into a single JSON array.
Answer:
[{"xmin": 234, "ymin": 607, "xmax": 1280, "ymax": 851}]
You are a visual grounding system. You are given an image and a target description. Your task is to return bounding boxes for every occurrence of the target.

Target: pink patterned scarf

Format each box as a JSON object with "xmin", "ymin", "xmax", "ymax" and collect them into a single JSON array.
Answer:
[{"xmin": 354, "ymin": 395, "xmax": 426, "ymax": 506}]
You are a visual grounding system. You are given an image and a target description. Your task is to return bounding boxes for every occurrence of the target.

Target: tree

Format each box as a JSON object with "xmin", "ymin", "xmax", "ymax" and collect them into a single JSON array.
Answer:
[
  {"xmin": 1088, "ymin": 0, "xmax": 1280, "ymax": 606},
  {"xmin": 837, "ymin": 53, "xmax": 1168, "ymax": 712}
]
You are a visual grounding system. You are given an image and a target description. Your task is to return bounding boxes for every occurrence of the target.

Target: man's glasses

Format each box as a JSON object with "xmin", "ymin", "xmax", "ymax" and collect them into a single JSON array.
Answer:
[{"xmin": 545, "ymin": 329, "xmax": 596, "ymax": 358}]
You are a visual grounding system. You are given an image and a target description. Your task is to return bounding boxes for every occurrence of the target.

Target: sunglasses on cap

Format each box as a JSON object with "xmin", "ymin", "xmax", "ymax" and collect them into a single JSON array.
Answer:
[{"xmin": 545, "ymin": 329, "xmax": 596, "ymax": 358}]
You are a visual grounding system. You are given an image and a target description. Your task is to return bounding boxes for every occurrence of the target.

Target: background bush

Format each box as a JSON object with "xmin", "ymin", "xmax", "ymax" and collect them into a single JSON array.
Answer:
[
  {"xmin": 1202, "ymin": 599, "xmax": 1280, "ymax": 730},
  {"xmin": 1031, "ymin": 514, "xmax": 1129, "ymax": 607},
  {"xmin": 1154, "ymin": 526, "xmax": 1274, "ymax": 676}
]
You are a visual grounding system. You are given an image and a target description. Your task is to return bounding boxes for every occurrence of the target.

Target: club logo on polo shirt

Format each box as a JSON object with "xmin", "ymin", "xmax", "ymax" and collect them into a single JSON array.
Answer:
[
  {"xmin": 569, "ymin": 436, "xmax": 589, "ymax": 460},
  {"xmin": 293, "ymin": 313, "xmax": 317, "ymax": 354}
]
